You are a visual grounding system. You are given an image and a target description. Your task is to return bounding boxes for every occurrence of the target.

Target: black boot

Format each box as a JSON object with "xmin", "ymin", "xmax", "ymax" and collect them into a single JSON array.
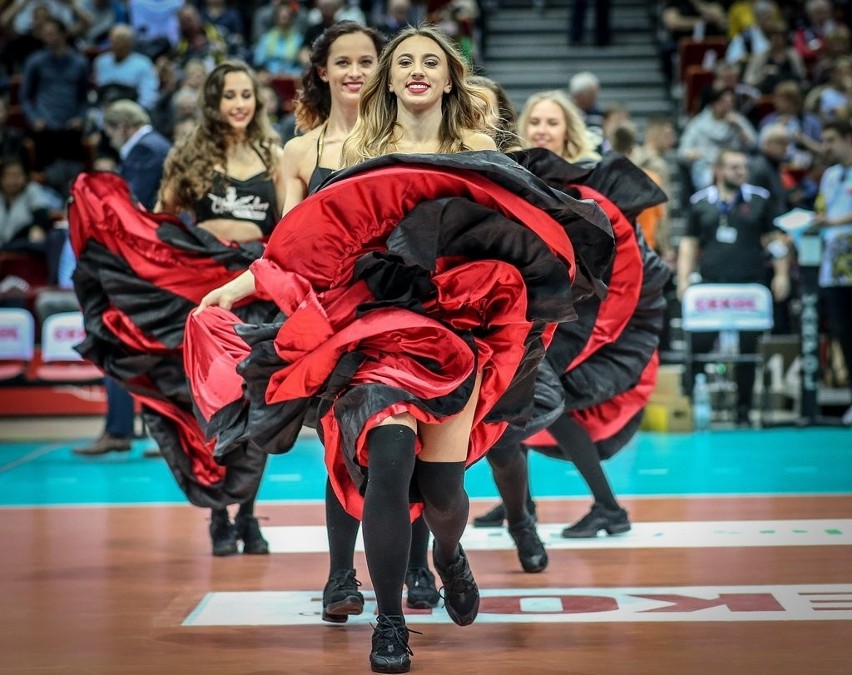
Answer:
[
  {"xmin": 508, "ymin": 517, "xmax": 548, "ymax": 573},
  {"xmin": 234, "ymin": 513, "xmax": 269, "ymax": 555},
  {"xmin": 370, "ymin": 614, "xmax": 418, "ymax": 673},
  {"xmin": 561, "ymin": 503, "xmax": 631, "ymax": 538},
  {"xmin": 433, "ymin": 545, "xmax": 479, "ymax": 626},
  {"xmin": 209, "ymin": 510, "xmax": 238, "ymax": 557},
  {"xmin": 322, "ymin": 568, "xmax": 364, "ymax": 623},
  {"xmin": 405, "ymin": 566, "xmax": 440, "ymax": 609}
]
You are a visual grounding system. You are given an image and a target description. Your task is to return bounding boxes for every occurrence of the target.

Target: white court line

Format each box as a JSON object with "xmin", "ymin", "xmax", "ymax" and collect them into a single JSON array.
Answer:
[
  {"xmin": 0, "ymin": 442, "xmax": 71, "ymax": 474},
  {"xmin": 262, "ymin": 519, "xmax": 852, "ymax": 553},
  {"xmin": 184, "ymin": 584, "xmax": 852, "ymax": 626}
]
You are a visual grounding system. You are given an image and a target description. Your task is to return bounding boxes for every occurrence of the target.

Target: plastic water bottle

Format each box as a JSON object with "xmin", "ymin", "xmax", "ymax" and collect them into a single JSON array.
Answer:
[{"xmin": 693, "ymin": 373, "xmax": 712, "ymax": 432}]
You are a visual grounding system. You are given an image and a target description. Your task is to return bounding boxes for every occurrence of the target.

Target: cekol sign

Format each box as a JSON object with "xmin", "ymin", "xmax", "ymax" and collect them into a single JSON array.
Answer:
[
  {"xmin": 41, "ymin": 312, "xmax": 85, "ymax": 362},
  {"xmin": 681, "ymin": 283, "xmax": 774, "ymax": 331},
  {"xmin": 0, "ymin": 308, "xmax": 35, "ymax": 360}
]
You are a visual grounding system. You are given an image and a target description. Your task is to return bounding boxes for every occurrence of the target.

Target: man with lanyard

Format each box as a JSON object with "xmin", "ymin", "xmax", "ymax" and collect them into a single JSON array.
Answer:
[
  {"xmin": 812, "ymin": 120, "xmax": 852, "ymax": 425},
  {"xmin": 677, "ymin": 147, "xmax": 791, "ymax": 426}
]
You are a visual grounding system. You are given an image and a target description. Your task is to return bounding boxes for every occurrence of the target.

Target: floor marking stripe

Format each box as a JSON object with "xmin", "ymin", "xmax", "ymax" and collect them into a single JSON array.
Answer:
[
  {"xmin": 261, "ymin": 519, "xmax": 852, "ymax": 553},
  {"xmin": 182, "ymin": 585, "xmax": 852, "ymax": 626}
]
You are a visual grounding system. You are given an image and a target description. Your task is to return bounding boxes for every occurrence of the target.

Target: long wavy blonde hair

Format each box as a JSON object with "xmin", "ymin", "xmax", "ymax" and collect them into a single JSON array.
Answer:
[
  {"xmin": 158, "ymin": 60, "xmax": 281, "ymax": 213},
  {"xmin": 341, "ymin": 25, "xmax": 488, "ymax": 167},
  {"xmin": 517, "ymin": 89, "xmax": 600, "ymax": 163}
]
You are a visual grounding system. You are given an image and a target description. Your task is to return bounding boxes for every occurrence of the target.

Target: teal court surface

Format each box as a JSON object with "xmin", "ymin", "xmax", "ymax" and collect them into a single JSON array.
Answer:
[{"xmin": 2, "ymin": 427, "xmax": 851, "ymax": 507}]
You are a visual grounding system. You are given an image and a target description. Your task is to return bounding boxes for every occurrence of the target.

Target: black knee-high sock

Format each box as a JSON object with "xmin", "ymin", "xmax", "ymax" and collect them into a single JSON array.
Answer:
[
  {"xmin": 548, "ymin": 415, "xmax": 619, "ymax": 510},
  {"xmin": 486, "ymin": 439, "xmax": 532, "ymax": 527},
  {"xmin": 237, "ymin": 497, "xmax": 255, "ymax": 517},
  {"xmin": 362, "ymin": 425, "xmax": 416, "ymax": 616},
  {"xmin": 325, "ymin": 478, "xmax": 361, "ymax": 575},
  {"xmin": 408, "ymin": 515, "xmax": 431, "ymax": 570},
  {"xmin": 415, "ymin": 459, "xmax": 468, "ymax": 569},
  {"xmin": 212, "ymin": 507, "xmax": 228, "ymax": 520}
]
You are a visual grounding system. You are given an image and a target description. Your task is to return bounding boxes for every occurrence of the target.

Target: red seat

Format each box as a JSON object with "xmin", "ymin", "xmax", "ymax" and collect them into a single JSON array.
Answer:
[
  {"xmin": 269, "ymin": 75, "xmax": 300, "ymax": 114},
  {"xmin": 0, "ymin": 307, "xmax": 35, "ymax": 382},
  {"xmin": 684, "ymin": 65, "xmax": 715, "ymax": 115},
  {"xmin": 678, "ymin": 37, "xmax": 728, "ymax": 84}
]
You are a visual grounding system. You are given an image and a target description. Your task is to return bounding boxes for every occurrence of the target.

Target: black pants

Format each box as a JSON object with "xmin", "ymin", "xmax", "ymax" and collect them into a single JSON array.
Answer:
[{"xmin": 821, "ymin": 286, "xmax": 852, "ymax": 398}]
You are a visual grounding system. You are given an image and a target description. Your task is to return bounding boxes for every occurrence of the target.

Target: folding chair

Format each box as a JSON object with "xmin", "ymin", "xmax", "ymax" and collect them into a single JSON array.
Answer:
[
  {"xmin": 35, "ymin": 311, "xmax": 102, "ymax": 383},
  {"xmin": 681, "ymin": 283, "xmax": 774, "ymax": 422},
  {"xmin": 0, "ymin": 307, "xmax": 35, "ymax": 381}
]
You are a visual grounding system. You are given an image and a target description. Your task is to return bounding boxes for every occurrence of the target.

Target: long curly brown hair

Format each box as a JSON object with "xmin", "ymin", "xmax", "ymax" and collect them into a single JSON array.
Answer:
[
  {"xmin": 341, "ymin": 25, "xmax": 489, "ymax": 167},
  {"xmin": 158, "ymin": 60, "xmax": 281, "ymax": 213},
  {"xmin": 294, "ymin": 21, "xmax": 387, "ymax": 133}
]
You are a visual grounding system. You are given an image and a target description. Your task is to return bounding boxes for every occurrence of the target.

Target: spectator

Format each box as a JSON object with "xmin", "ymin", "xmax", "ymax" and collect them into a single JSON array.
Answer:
[
  {"xmin": 128, "ymin": 0, "xmax": 182, "ymax": 59},
  {"xmin": 299, "ymin": 0, "xmax": 345, "ymax": 66},
  {"xmin": 678, "ymin": 86, "xmax": 757, "ymax": 191},
  {"xmin": 744, "ymin": 19, "xmax": 808, "ymax": 94},
  {"xmin": 726, "ymin": 1, "xmax": 779, "ymax": 67},
  {"xmin": 74, "ymin": 100, "xmax": 172, "ymax": 457},
  {"xmin": 93, "ymin": 24, "xmax": 159, "ymax": 111},
  {"xmin": 633, "ymin": 116, "xmax": 677, "ymax": 196},
  {"xmin": 253, "ymin": 4, "xmax": 304, "ymax": 76},
  {"xmin": 812, "ymin": 119, "xmax": 852, "ymax": 425},
  {"xmin": 174, "ymin": 3, "xmax": 228, "ymax": 69},
  {"xmin": 568, "ymin": 71, "xmax": 604, "ymax": 151},
  {"xmin": 699, "ymin": 61, "xmax": 761, "ymax": 122},
  {"xmin": 809, "ymin": 22, "xmax": 851, "ymax": 85},
  {"xmin": 20, "ymin": 17, "xmax": 90, "ymax": 170},
  {"xmin": 0, "ymin": 98, "xmax": 26, "ymax": 164},
  {"xmin": 759, "ymin": 80, "xmax": 823, "ymax": 172},
  {"xmin": 677, "ymin": 148, "xmax": 790, "ymax": 425},
  {"xmin": 568, "ymin": 0, "xmax": 611, "ymax": 47},
  {"xmin": 807, "ymin": 55, "xmax": 852, "ymax": 121},
  {"xmin": 749, "ymin": 122, "xmax": 793, "ymax": 217},
  {"xmin": 0, "ymin": 1, "xmax": 48, "ymax": 75},
  {"xmin": 659, "ymin": 0, "xmax": 728, "ymax": 86},
  {"xmin": 0, "ymin": 156, "xmax": 64, "ymax": 285},
  {"xmin": 600, "ymin": 102, "xmax": 630, "ymax": 153},
  {"xmin": 792, "ymin": 0, "xmax": 843, "ymax": 70},
  {"xmin": 374, "ymin": 0, "xmax": 415, "ymax": 38},
  {"xmin": 80, "ymin": 0, "xmax": 130, "ymax": 48},
  {"xmin": 200, "ymin": 0, "xmax": 245, "ymax": 45}
]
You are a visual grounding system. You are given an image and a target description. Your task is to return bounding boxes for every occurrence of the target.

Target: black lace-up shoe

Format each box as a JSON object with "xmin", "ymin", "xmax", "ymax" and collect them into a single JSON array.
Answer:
[
  {"xmin": 472, "ymin": 498, "xmax": 538, "ymax": 528},
  {"xmin": 370, "ymin": 614, "xmax": 418, "ymax": 673},
  {"xmin": 209, "ymin": 511, "xmax": 238, "ymax": 557},
  {"xmin": 561, "ymin": 503, "xmax": 631, "ymax": 538},
  {"xmin": 433, "ymin": 545, "xmax": 479, "ymax": 626},
  {"xmin": 234, "ymin": 514, "xmax": 269, "ymax": 555},
  {"xmin": 508, "ymin": 517, "xmax": 549, "ymax": 573},
  {"xmin": 322, "ymin": 568, "xmax": 364, "ymax": 623},
  {"xmin": 405, "ymin": 566, "xmax": 440, "ymax": 609}
]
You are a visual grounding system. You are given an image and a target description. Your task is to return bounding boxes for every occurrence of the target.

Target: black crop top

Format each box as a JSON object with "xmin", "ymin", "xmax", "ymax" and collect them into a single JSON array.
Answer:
[{"xmin": 194, "ymin": 171, "xmax": 279, "ymax": 237}]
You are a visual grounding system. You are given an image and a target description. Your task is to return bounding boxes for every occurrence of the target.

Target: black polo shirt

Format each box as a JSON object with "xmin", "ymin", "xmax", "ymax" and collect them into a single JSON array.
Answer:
[{"xmin": 686, "ymin": 183, "xmax": 775, "ymax": 283}]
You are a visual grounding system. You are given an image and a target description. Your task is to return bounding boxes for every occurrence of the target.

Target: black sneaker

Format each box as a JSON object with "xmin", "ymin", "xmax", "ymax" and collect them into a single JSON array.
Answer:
[
  {"xmin": 370, "ymin": 614, "xmax": 418, "ymax": 674},
  {"xmin": 209, "ymin": 511, "xmax": 238, "ymax": 557},
  {"xmin": 234, "ymin": 514, "xmax": 269, "ymax": 555},
  {"xmin": 561, "ymin": 503, "xmax": 631, "ymax": 538},
  {"xmin": 507, "ymin": 517, "xmax": 548, "ymax": 573},
  {"xmin": 322, "ymin": 568, "xmax": 364, "ymax": 623},
  {"xmin": 433, "ymin": 545, "xmax": 479, "ymax": 626},
  {"xmin": 405, "ymin": 566, "xmax": 440, "ymax": 609}
]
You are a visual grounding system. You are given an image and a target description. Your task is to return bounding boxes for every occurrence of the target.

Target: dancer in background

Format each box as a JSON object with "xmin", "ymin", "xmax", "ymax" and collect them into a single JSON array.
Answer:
[{"xmin": 69, "ymin": 60, "xmax": 285, "ymax": 557}]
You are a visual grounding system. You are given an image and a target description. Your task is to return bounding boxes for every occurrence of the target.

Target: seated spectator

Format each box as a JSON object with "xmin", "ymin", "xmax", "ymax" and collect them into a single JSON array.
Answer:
[
  {"xmin": 0, "ymin": 156, "xmax": 65, "ymax": 285},
  {"xmin": 93, "ymin": 24, "xmax": 159, "ymax": 111},
  {"xmin": 174, "ymin": 3, "xmax": 228, "ymax": 69},
  {"xmin": 298, "ymin": 0, "xmax": 346, "ymax": 66},
  {"xmin": 80, "ymin": 0, "xmax": 130, "ymax": 49},
  {"xmin": 0, "ymin": 98, "xmax": 26, "ymax": 164},
  {"xmin": 374, "ymin": 0, "xmax": 417, "ymax": 38},
  {"xmin": 600, "ymin": 102, "xmax": 631, "ymax": 153},
  {"xmin": 744, "ymin": 19, "xmax": 807, "ymax": 94},
  {"xmin": 806, "ymin": 55, "xmax": 852, "ymax": 121},
  {"xmin": 659, "ymin": 0, "xmax": 728, "ymax": 86},
  {"xmin": 0, "ymin": 1, "xmax": 49, "ymax": 74},
  {"xmin": 128, "ymin": 0, "xmax": 182, "ymax": 59},
  {"xmin": 20, "ymin": 17, "xmax": 90, "ymax": 170},
  {"xmin": 633, "ymin": 117, "xmax": 677, "ymax": 194},
  {"xmin": 792, "ymin": 0, "xmax": 846, "ymax": 72},
  {"xmin": 678, "ymin": 86, "xmax": 757, "ymax": 191},
  {"xmin": 200, "ymin": 0, "xmax": 245, "ymax": 46},
  {"xmin": 699, "ymin": 60, "xmax": 761, "ymax": 120},
  {"xmin": 725, "ymin": 0, "xmax": 779, "ymax": 67},
  {"xmin": 809, "ymin": 22, "xmax": 851, "ymax": 85},
  {"xmin": 759, "ymin": 80, "xmax": 822, "ymax": 172},
  {"xmin": 254, "ymin": 4, "xmax": 304, "ymax": 76}
]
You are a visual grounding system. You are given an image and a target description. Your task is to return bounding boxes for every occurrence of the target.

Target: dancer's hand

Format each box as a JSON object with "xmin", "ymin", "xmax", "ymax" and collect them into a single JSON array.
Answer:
[{"xmin": 194, "ymin": 270, "xmax": 256, "ymax": 314}]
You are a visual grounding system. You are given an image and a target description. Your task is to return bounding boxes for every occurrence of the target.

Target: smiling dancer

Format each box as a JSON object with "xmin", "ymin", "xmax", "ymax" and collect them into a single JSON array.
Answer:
[{"xmin": 186, "ymin": 26, "xmax": 613, "ymax": 673}]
